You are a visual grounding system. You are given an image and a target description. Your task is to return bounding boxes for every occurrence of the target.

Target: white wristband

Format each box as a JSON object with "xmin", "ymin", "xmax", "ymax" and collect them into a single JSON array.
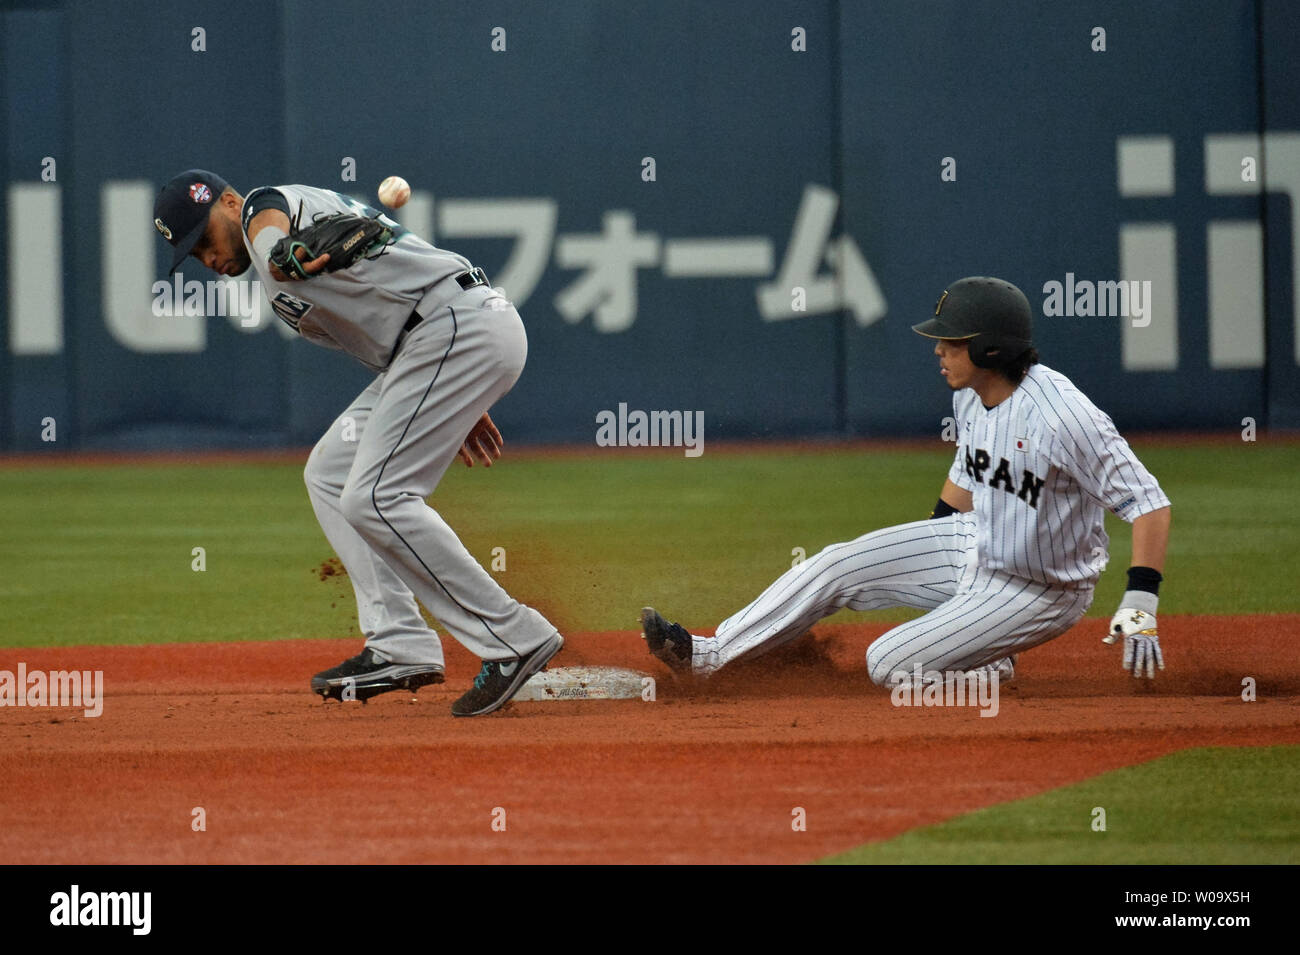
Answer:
[
  {"xmin": 251, "ymin": 225, "xmax": 288, "ymax": 262},
  {"xmin": 1118, "ymin": 589, "xmax": 1158, "ymax": 617}
]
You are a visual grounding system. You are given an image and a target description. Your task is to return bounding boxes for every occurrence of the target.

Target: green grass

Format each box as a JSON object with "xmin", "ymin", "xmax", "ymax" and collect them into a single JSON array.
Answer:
[
  {"xmin": 1, "ymin": 444, "xmax": 1294, "ymax": 865},
  {"xmin": 0, "ymin": 441, "xmax": 1295, "ymax": 647},
  {"xmin": 820, "ymin": 746, "xmax": 1300, "ymax": 864}
]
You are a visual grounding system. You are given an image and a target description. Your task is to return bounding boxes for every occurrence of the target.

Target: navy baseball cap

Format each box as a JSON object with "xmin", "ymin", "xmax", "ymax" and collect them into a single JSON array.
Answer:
[{"xmin": 153, "ymin": 169, "xmax": 231, "ymax": 274}]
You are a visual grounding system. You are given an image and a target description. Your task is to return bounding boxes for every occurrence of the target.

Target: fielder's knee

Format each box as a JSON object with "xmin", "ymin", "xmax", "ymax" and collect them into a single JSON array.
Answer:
[
  {"xmin": 338, "ymin": 482, "xmax": 380, "ymax": 533},
  {"xmin": 303, "ymin": 438, "xmax": 339, "ymax": 499},
  {"xmin": 341, "ymin": 482, "xmax": 422, "ymax": 540}
]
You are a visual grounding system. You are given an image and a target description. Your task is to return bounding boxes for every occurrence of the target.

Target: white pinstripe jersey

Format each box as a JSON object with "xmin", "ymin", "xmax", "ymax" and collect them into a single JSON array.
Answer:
[{"xmin": 947, "ymin": 363, "xmax": 1170, "ymax": 587}]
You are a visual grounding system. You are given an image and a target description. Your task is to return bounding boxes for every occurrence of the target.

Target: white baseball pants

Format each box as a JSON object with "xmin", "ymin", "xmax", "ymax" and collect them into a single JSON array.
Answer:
[
  {"xmin": 304, "ymin": 287, "xmax": 559, "ymax": 664},
  {"xmin": 694, "ymin": 513, "xmax": 1093, "ymax": 682}
]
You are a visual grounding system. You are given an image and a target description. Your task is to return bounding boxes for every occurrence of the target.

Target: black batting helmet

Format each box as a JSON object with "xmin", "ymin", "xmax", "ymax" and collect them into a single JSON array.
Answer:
[{"xmin": 911, "ymin": 276, "xmax": 1034, "ymax": 369}]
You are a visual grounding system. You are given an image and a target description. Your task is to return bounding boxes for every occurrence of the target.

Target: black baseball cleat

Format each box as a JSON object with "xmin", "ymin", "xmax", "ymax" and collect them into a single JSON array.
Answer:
[
  {"xmin": 451, "ymin": 633, "xmax": 565, "ymax": 717},
  {"xmin": 311, "ymin": 648, "xmax": 445, "ymax": 702},
  {"xmin": 640, "ymin": 607, "xmax": 693, "ymax": 673}
]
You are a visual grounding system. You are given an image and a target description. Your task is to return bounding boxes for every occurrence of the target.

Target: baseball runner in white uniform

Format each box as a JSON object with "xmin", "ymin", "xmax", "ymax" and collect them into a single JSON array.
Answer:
[
  {"xmin": 642, "ymin": 277, "xmax": 1172, "ymax": 685},
  {"xmin": 153, "ymin": 169, "xmax": 563, "ymax": 716}
]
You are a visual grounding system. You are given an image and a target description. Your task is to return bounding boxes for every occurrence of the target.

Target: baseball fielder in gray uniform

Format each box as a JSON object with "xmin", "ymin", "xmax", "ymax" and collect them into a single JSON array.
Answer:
[
  {"xmin": 642, "ymin": 277, "xmax": 1172, "ymax": 686},
  {"xmin": 154, "ymin": 169, "xmax": 563, "ymax": 716}
]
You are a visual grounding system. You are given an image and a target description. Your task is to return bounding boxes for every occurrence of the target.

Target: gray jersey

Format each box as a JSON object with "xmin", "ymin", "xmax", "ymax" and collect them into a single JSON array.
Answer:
[
  {"xmin": 241, "ymin": 184, "xmax": 471, "ymax": 371},
  {"xmin": 947, "ymin": 363, "xmax": 1170, "ymax": 586}
]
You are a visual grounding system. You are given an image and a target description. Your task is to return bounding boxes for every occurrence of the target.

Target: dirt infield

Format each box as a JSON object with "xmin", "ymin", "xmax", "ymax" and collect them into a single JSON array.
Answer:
[{"xmin": 1, "ymin": 614, "xmax": 1297, "ymax": 864}]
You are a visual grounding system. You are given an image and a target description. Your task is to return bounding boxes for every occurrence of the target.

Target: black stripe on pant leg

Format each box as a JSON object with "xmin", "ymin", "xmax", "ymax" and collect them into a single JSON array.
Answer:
[{"xmin": 369, "ymin": 307, "xmax": 520, "ymax": 658}]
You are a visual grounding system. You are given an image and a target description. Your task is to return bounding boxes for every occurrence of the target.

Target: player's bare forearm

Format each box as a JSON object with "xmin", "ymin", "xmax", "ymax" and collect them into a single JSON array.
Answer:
[
  {"xmin": 1131, "ymin": 505, "xmax": 1171, "ymax": 571},
  {"xmin": 939, "ymin": 479, "xmax": 973, "ymax": 513}
]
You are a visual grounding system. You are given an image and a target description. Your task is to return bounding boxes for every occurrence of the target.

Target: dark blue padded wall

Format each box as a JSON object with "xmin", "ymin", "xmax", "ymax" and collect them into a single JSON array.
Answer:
[{"xmin": 1, "ymin": 1, "xmax": 1295, "ymax": 450}]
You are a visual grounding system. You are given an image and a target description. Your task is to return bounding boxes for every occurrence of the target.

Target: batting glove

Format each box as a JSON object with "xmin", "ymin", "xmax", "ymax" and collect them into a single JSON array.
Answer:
[{"xmin": 1104, "ymin": 603, "xmax": 1164, "ymax": 679}]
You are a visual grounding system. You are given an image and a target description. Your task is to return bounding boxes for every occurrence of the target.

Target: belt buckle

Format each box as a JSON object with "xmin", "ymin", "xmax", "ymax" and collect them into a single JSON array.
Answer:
[{"xmin": 457, "ymin": 267, "xmax": 488, "ymax": 291}]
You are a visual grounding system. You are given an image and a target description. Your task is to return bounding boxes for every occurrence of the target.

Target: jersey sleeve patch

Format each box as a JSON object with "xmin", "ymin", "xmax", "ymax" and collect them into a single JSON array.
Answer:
[
  {"xmin": 1110, "ymin": 495, "xmax": 1138, "ymax": 518},
  {"xmin": 269, "ymin": 290, "xmax": 313, "ymax": 331},
  {"xmin": 241, "ymin": 187, "xmax": 291, "ymax": 232}
]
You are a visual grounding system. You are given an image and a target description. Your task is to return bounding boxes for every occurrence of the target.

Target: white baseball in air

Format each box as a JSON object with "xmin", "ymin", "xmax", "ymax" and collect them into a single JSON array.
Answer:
[{"xmin": 378, "ymin": 176, "xmax": 411, "ymax": 209}]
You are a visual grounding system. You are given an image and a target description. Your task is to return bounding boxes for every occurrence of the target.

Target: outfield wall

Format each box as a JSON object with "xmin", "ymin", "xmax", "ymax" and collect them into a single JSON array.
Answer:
[{"xmin": 2, "ymin": 1, "xmax": 1298, "ymax": 451}]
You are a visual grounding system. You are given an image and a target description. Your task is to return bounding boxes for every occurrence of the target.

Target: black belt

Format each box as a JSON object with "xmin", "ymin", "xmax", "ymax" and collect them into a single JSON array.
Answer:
[
  {"xmin": 398, "ymin": 267, "xmax": 491, "ymax": 337},
  {"xmin": 455, "ymin": 266, "xmax": 490, "ymax": 292},
  {"xmin": 389, "ymin": 268, "xmax": 490, "ymax": 364}
]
